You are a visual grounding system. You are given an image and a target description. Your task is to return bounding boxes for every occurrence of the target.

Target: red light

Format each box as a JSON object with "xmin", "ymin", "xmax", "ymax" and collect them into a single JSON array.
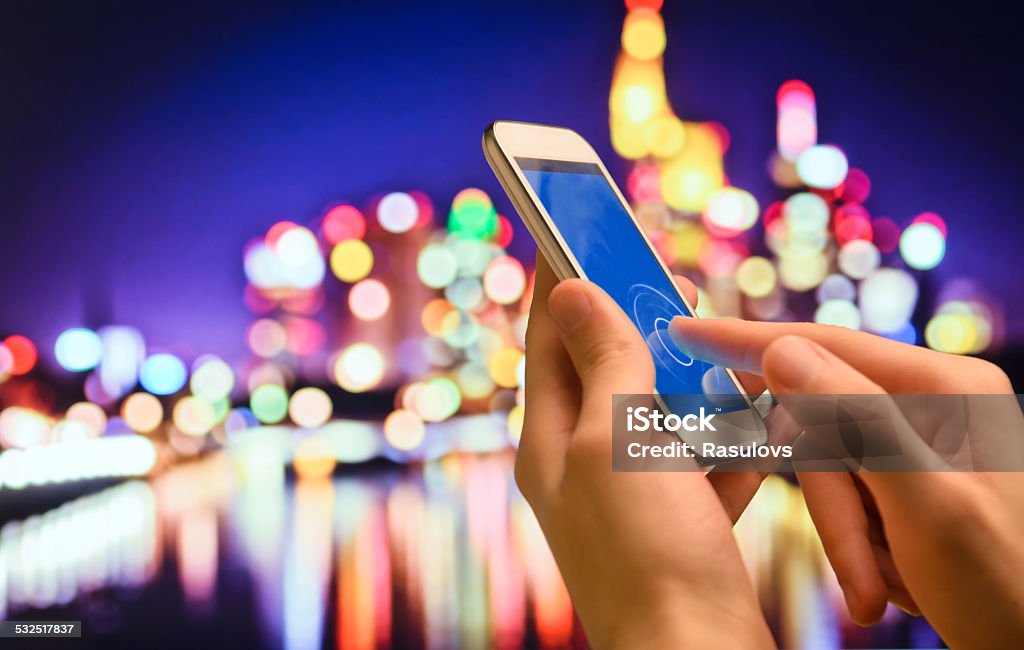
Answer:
[
  {"xmin": 493, "ymin": 215, "xmax": 514, "ymax": 248},
  {"xmin": 840, "ymin": 168, "xmax": 871, "ymax": 203},
  {"xmin": 625, "ymin": 0, "xmax": 664, "ymax": 10},
  {"xmin": 872, "ymin": 218, "xmax": 901, "ymax": 253},
  {"xmin": 3, "ymin": 335, "xmax": 37, "ymax": 376},
  {"xmin": 912, "ymin": 212, "xmax": 947, "ymax": 238},
  {"xmin": 265, "ymin": 220, "xmax": 299, "ymax": 250},
  {"xmin": 777, "ymin": 79, "xmax": 814, "ymax": 105},
  {"xmin": 322, "ymin": 205, "xmax": 366, "ymax": 244}
]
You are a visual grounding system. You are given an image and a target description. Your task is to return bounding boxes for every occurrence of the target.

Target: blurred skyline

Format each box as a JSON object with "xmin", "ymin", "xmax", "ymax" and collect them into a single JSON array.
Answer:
[{"xmin": 2, "ymin": 0, "xmax": 1022, "ymax": 369}]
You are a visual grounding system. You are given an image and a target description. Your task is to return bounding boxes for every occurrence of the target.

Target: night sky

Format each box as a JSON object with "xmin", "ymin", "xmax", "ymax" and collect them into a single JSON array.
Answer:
[{"xmin": 2, "ymin": 0, "xmax": 1022, "ymax": 367}]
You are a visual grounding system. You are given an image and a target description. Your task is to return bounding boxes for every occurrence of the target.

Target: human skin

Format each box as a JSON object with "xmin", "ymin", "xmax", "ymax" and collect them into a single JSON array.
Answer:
[
  {"xmin": 669, "ymin": 305, "xmax": 1024, "ymax": 649},
  {"xmin": 516, "ymin": 255, "xmax": 775, "ymax": 649}
]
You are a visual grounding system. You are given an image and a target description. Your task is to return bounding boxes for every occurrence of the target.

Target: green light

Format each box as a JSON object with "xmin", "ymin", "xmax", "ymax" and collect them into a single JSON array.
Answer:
[
  {"xmin": 449, "ymin": 188, "xmax": 498, "ymax": 240},
  {"xmin": 250, "ymin": 384, "xmax": 289, "ymax": 424}
]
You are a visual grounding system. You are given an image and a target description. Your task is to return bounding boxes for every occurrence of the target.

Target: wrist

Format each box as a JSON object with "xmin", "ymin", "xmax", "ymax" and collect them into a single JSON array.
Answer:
[{"xmin": 595, "ymin": 585, "xmax": 775, "ymax": 650}]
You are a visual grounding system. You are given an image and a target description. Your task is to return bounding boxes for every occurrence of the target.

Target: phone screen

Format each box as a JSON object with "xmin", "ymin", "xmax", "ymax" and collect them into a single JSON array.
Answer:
[{"xmin": 518, "ymin": 157, "xmax": 743, "ymax": 400}]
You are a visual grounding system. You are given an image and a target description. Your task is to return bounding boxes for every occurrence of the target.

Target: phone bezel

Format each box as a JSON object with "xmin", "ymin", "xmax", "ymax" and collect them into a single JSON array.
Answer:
[{"xmin": 482, "ymin": 120, "xmax": 766, "ymax": 459}]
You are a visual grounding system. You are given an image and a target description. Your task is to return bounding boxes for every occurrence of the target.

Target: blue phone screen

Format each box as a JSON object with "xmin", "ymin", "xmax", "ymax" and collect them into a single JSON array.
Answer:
[{"xmin": 519, "ymin": 157, "xmax": 741, "ymax": 398}]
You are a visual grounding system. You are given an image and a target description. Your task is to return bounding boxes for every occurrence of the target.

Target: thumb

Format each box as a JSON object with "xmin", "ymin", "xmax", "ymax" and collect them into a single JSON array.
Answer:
[{"xmin": 547, "ymin": 279, "xmax": 655, "ymax": 425}]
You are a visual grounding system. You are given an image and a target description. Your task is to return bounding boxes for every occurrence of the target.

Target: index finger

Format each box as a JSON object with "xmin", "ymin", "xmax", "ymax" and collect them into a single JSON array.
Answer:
[{"xmin": 668, "ymin": 318, "xmax": 947, "ymax": 393}]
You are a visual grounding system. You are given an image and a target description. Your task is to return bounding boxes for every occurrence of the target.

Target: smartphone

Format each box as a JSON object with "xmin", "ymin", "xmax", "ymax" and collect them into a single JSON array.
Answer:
[{"xmin": 483, "ymin": 120, "xmax": 765, "ymax": 455}]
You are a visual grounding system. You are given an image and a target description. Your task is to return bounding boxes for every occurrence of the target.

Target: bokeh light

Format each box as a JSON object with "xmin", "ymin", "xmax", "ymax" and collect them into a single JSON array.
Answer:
[
  {"xmin": 488, "ymin": 348, "xmax": 524, "ymax": 389},
  {"xmin": 322, "ymin": 205, "xmax": 366, "ymax": 244},
  {"xmin": 837, "ymin": 240, "xmax": 881, "ymax": 280},
  {"xmin": 622, "ymin": 8, "xmax": 666, "ymax": 61},
  {"xmin": 140, "ymin": 353, "xmax": 188, "ymax": 395},
  {"xmin": 122, "ymin": 392, "xmax": 164, "ymax": 434},
  {"xmin": 173, "ymin": 396, "xmax": 217, "ymax": 436},
  {"xmin": 250, "ymin": 384, "xmax": 289, "ymax": 424},
  {"xmin": 483, "ymin": 256, "xmax": 527, "ymax": 305},
  {"xmin": 348, "ymin": 278, "xmax": 392, "ymax": 321},
  {"xmin": 55, "ymin": 328, "xmax": 103, "ymax": 372},
  {"xmin": 795, "ymin": 144, "xmax": 848, "ymax": 189},
  {"xmin": 814, "ymin": 299, "xmax": 861, "ymax": 329},
  {"xmin": 330, "ymin": 239, "xmax": 374, "ymax": 282},
  {"xmin": 703, "ymin": 187, "xmax": 759, "ymax": 235},
  {"xmin": 293, "ymin": 435, "xmax": 337, "ymax": 479},
  {"xmin": 377, "ymin": 192, "xmax": 419, "ymax": 233},
  {"xmin": 925, "ymin": 313, "xmax": 977, "ymax": 355},
  {"xmin": 859, "ymin": 268, "xmax": 918, "ymax": 334},
  {"xmin": 2, "ymin": 335, "xmax": 37, "ymax": 376},
  {"xmin": 417, "ymin": 243, "xmax": 459, "ymax": 288},
  {"xmin": 66, "ymin": 402, "xmax": 107, "ymax": 437},
  {"xmin": 333, "ymin": 343, "xmax": 385, "ymax": 393},
  {"xmin": 247, "ymin": 318, "xmax": 287, "ymax": 358},
  {"xmin": 899, "ymin": 222, "xmax": 946, "ymax": 270},
  {"xmin": 384, "ymin": 409, "xmax": 426, "ymax": 451},
  {"xmin": 289, "ymin": 386, "xmax": 333, "ymax": 428},
  {"xmin": 413, "ymin": 377, "xmax": 462, "ymax": 423},
  {"xmin": 449, "ymin": 188, "xmax": 497, "ymax": 240},
  {"xmin": 735, "ymin": 256, "xmax": 777, "ymax": 298},
  {"xmin": 190, "ymin": 356, "xmax": 235, "ymax": 402}
]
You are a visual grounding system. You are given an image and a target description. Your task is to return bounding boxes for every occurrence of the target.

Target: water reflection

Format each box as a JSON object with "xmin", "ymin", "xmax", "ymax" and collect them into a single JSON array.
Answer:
[{"xmin": 0, "ymin": 443, "xmax": 938, "ymax": 649}]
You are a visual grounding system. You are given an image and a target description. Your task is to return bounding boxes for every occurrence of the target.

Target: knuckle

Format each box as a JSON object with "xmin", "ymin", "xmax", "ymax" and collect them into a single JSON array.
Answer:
[
  {"xmin": 512, "ymin": 453, "xmax": 536, "ymax": 502},
  {"xmin": 963, "ymin": 357, "xmax": 1014, "ymax": 392}
]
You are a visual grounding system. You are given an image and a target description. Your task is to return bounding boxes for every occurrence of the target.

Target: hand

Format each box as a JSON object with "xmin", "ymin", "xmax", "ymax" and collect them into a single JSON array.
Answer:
[
  {"xmin": 516, "ymin": 255, "xmax": 775, "ymax": 649},
  {"xmin": 669, "ymin": 315, "xmax": 1024, "ymax": 648}
]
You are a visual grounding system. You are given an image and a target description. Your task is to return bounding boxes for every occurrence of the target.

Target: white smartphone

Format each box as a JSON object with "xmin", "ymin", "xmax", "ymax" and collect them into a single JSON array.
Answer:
[{"xmin": 483, "ymin": 120, "xmax": 765, "ymax": 454}]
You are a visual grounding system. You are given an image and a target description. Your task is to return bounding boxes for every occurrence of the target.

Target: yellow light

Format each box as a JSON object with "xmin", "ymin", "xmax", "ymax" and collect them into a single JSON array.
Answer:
[
  {"xmin": 671, "ymin": 222, "xmax": 708, "ymax": 266},
  {"xmin": 488, "ymin": 348, "xmax": 524, "ymax": 389},
  {"xmin": 122, "ymin": 392, "xmax": 164, "ymax": 434},
  {"xmin": 293, "ymin": 435, "xmax": 337, "ymax": 480},
  {"xmin": 384, "ymin": 409, "xmax": 426, "ymax": 451},
  {"xmin": 333, "ymin": 343, "xmax": 385, "ymax": 393},
  {"xmin": 421, "ymin": 298, "xmax": 456, "ymax": 337},
  {"xmin": 190, "ymin": 357, "xmax": 235, "ymax": 402},
  {"xmin": 644, "ymin": 114, "xmax": 685, "ymax": 158},
  {"xmin": 735, "ymin": 256, "xmax": 777, "ymax": 298},
  {"xmin": 288, "ymin": 386, "xmax": 333, "ymax": 428},
  {"xmin": 507, "ymin": 404, "xmax": 525, "ymax": 444},
  {"xmin": 173, "ymin": 396, "xmax": 216, "ymax": 436},
  {"xmin": 779, "ymin": 252, "xmax": 828, "ymax": 291},
  {"xmin": 661, "ymin": 123, "xmax": 724, "ymax": 213},
  {"xmin": 925, "ymin": 313, "xmax": 977, "ymax": 355},
  {"xmin": 611, "ymin": 118, "xmax": 650, "ymax": 159},
  {"xmin": 622, "ymin": 8, "xmax": 667, "ymax": 61},
  {"xmin": 330, "ymin": 239, "xmax": 373, "ymax": 283}
]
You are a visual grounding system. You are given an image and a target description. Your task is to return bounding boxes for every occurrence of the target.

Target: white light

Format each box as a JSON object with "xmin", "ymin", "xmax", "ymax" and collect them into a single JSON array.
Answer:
[
  {"xmin": 54, "ymin": 328, "xmax": 103, "ymax": 372},
  {"xmin": 900, "ymin": 222, "xmax": 946, "ymax": 270},
  {"xmin": 276, "ymin": 227, "xmax": 320, "ymax": 267},
  {"xmin": 783, "ymin": 192, "xmax": 830, "ymax": 235},
  {"xmin": 817, "ymin": 274, "xmax": 856, "ymax": 303},
  {"xmin": 0, "ymin": 436, "xmax": 156, "ymax": 490},
  {"xmin": 378, "ymin": 192, "xmax": 418, "ymax": 233},
  {"xmin": 815, "ymin": 299, "xmax": 861, "ymax": 329},
  {"xmin": 859, "ymin": 268, "xmax": 918, "ymax": 334},
  {"xmin": 796, "ymin": 145, "xmax": 849, "ymax": 190},
  {"xmin": 837, "ymin": 240, "xmax": 881, "ymax": 279}
]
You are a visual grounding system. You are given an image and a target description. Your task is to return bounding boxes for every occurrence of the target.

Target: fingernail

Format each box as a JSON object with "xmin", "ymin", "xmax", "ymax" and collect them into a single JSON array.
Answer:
[
  {"xmin": 840, "ymin": 584, "xmax": 862, "ymax": 624},
  {"xmin": 766, "ymin": 336, "xmax": 825, "ymax": 391},
  {"xmin": 548, "ymin": 284, "xmax": 591, "ymax": 334}
]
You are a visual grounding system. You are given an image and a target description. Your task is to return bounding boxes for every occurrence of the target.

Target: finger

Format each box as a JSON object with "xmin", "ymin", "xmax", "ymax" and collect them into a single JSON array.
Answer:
[
  {"xmin": 798, "ymin": 472, "xmax": 890, "ymax": 626},
  {"xmin": 668, "ymin": 318, "xmax": 950, "ymax": 393},
  {"xmin": 672, "ymin": 274, "xmax": 699, "ymax": 308},
  {"xmin": 519, "ymin": 253, "xmax": 579, "ymax": 490},
  {"xmin": 546, "ymin": 278, "xmax": 655, "ymax": 435}
]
